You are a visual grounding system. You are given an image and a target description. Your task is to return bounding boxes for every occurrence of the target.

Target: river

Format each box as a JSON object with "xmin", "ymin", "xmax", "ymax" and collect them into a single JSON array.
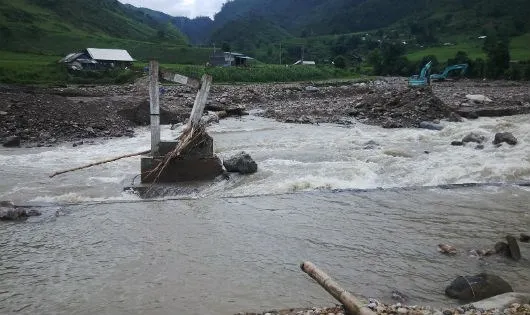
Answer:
[{"xmin": 1, "ymin": 115, "xmax": 529, "ymax": 314}]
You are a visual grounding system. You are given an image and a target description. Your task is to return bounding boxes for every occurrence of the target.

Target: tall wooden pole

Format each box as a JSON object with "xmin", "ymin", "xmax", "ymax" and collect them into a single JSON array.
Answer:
[{"xmin": 149, "ymin": 60, "xmax": 160, "ymax": 156}]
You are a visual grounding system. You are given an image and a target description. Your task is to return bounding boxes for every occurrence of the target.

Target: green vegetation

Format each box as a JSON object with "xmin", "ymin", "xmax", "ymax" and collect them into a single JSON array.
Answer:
[
  {"xmin": 0, "ymin": 51, "xmax": 354, "ymax": 85},
  {"xmin": 0, "ymin": 51, "xmax": 142, "ymax": 85},
  {"xmin": 1, "ymin": 0, "xmax": 529, "ymax": 84},
  {"xmin": 159, "ymin": 64, "xmax": 355, "ymax": 83},
  {"xmin": 407, "ymin": 44, "xmax": 485, "ymax": 62},
  {"xmin": 0, "ymin": 0, "xmax": 211, "ymax": 64}
]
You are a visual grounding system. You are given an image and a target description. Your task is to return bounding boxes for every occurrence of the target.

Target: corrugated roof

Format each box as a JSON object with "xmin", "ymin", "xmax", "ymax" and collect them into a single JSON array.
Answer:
[{"xmin": 86, "ymin": 48, "xmax": 134, "ymax": 62}]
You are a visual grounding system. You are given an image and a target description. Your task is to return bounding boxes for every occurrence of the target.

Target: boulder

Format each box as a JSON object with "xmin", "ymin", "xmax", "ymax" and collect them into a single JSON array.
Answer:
[
  {"xmin": 391, "ymin": 290, "xmax": 408, "ymax": 303},
  {"xmin": 305, "ymin": 86, "xmax": 319, "ymax": 92},
  {"xmin": 506, "ymin": 235, "xmax": 522, "ymax": 261},
  {"xmin": 521, "ymin": 233, "xmax": 530, "ymax": 243},
  {"xmin": 0, "ymin": 201, "xmax": 41, "ymax": 221},
  {"xmin": 493, "ymin": 132, "xmax": 518, "ymax": 146},
  {"xmin": 451, "ymin": 141, "xmax": 464, "ymax": 146},
  {"xmin": 495, "ymin": 242, "xmax": 510, "ymax": 256},
  {"xmin": 225, "ymin": 106, "xmax": 249, "ymax": 117},
  {"xmin": 466, "ymin": 94, "xmax": 493, "ymax": 103},
  {"xmin": 462, "ymin": 133, "xmax": 486, "ymax": 144},
  {"xmin": 363, "ymin": 140, "xmax": 380, "ymax": 150},
  {"xmin": 447, "ymin": 112, "xmax": 464, "ymax": 122},
  {"xmin": 466, "ymin": 292, "xmax": 530, "ymax": 311},
  {"xmin": 200, "ymin": 112, "xmax": 220, "ymax": 126},
  {"xmin": 223, "ymin": 151, "xmax": 258, "ymax": 175},
  {"xmin": 3, "ymin": 136, "xmax": 21, "ymax": 147},
  {"xmin": 419, "ymin": 121, "xmax": 444, "ymax": 131},
  {"xmin": 445, "ymin": 273, "xmax": 513, "ymax": 301}
]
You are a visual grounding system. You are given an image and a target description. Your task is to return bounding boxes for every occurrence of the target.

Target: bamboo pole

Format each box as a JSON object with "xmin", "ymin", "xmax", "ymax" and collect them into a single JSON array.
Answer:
[
  {"xmin": 300, "ymin": 261, "xmax": 376, "ymax": 315},
  {"xmin": 49, "ymin": 150, "xmax": 149, "ymax": 178}
]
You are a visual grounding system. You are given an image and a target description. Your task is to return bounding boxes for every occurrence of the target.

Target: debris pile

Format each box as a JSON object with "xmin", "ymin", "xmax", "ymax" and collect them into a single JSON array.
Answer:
[{"xmin": 351, "ymin": 87, "xmax": 452, "ymax": 128}]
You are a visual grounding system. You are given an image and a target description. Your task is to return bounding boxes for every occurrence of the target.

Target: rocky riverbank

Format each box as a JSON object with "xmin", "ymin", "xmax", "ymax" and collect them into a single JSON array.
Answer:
[
  {"xmin": 236, "ymin": 300, "xmax": 530, "ymax": 315},
  {"xmin": 1, "ymin": 77, "xmax": 530, "ymax": 147}
]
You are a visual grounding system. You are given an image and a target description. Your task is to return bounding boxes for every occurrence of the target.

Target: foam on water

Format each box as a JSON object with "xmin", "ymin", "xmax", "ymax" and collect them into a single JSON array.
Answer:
[{"xmin": 1, "ymin": 114, "xmax": 530, "ymax": 203}]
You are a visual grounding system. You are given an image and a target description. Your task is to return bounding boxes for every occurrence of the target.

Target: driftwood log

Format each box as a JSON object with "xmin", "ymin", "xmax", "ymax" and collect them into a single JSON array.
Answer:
[{"xmin": 301, "ymin": 261, "xmax": 376, "ymax": 315}]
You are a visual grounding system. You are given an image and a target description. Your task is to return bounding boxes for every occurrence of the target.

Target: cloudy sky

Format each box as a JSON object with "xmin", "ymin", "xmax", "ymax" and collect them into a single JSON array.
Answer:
[{"xmin": 119, "ymin": 0, "xmax": 226, "ymax": 18}]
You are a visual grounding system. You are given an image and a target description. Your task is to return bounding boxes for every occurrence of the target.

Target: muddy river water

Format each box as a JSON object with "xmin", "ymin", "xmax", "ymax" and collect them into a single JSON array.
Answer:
[{"xmin": 1, "ymin": 115, "xmax": 529, "ymax": 314}]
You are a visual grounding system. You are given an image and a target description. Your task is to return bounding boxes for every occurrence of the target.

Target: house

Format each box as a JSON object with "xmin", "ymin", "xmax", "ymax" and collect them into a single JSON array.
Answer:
[
  {"xmin": 209, "ymin": 51, "xmax": 253, "ymax": 67},
  {"xmin": 293, "ymin": 60, "xmax": 316, "ymax": 65},
  {"xmin": 60, "ymin": 48, "xmax": 135, "ymax": 70}
]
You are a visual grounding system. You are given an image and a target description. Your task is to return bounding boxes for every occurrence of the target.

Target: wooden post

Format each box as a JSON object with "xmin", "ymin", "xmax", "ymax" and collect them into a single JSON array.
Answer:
[
  {"xmin": 149, "ymin": 60, "xmax": 160, "ymax": 156},
  {"xmin": 189, "ymin": 74, "xmax": 213, "ymax": 127},
  {"xmin": 301, "ymin": 261, "xmax": 376, "ymax": 315}
]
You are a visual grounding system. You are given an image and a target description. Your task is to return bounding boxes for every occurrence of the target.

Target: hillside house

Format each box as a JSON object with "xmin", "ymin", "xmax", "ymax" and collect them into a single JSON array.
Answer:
[
  {"xmin": 209, "ymin": 51, "xmax": 253, "ymax": 67},
  {"xmin": 60, "ymin": 48, "xmax": 135, "ymax": 70}
]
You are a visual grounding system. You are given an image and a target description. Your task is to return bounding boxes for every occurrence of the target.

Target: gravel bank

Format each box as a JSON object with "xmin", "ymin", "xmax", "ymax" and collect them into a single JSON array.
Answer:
[{"xmin": 2, "ymin": 77, "xmax": 530, "ymax": 147}]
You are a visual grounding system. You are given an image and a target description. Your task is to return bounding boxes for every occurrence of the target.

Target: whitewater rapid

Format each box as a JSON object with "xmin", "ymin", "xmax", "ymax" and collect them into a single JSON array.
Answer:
[{"xmin": 1, "ymin": 114, "xmax": 529, "ymax": 203}]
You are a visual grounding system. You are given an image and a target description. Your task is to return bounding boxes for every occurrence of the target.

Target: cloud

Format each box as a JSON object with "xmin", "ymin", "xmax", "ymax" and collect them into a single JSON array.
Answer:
[{"xmin": 119, "ymin": 0, "xmax": 226, "ymax": 18}]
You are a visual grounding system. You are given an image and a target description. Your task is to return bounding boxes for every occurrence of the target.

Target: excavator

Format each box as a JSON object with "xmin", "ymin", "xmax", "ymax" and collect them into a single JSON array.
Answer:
[
  {"xmin": 408, "ymin": 61, "xmax": 432, "ymax": 87},
  {"xmin": 430, "ymin": 63, "xmax": 468, "ymax": 81},
  {"xmin": 408, "ymin": 62, "xmax": 468, "ymax": 87}
]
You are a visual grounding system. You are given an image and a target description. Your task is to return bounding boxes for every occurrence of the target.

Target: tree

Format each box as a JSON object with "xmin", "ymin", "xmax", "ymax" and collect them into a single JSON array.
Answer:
[
  {"xmin": 222, "ymin": 42, "xmax": 231, "ymax": 52},
  {"xmin": 484, "ymin": 37, "xmax": 510, "ymax": 78},
  {"xmin": 367, "ymin": 49, "xmax": 383, "ymax": 74},
  {"xmin": 334, "ymin": 55, "xmax": 347, "ymax": 69}
]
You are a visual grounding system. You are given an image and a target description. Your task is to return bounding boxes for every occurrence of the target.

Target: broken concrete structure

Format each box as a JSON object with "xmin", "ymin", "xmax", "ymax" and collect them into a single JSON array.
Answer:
[{"xmin": 140, "ymin": 61, "xmax": 223, "ymax": 183}]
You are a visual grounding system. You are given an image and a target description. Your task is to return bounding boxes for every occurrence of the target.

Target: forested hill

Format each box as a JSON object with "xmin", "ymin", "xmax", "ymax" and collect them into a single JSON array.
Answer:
[
  {"xmin": 213, "ymin": 0, "xmax": 530, "ymax": 37},
  {"xmin": 210, "ymin": 0, "xmax": 530, "ymax": 51},
  {"xmin": 0, "ymin": 0, "xmax": 188, "ymax": 55},
  {"xmin": 127, "ymin": 6, "xmax": 213, "ymax": 45}
]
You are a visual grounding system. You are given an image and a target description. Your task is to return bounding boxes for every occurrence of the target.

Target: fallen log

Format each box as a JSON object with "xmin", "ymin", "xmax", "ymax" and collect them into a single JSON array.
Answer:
[
  {"xmin": 49, "ymin": 150, "xmax": 149, "ymax": 178},
  {"xmin": 300, "ymin": 261, "xmax": 375, "ymax": 315}
]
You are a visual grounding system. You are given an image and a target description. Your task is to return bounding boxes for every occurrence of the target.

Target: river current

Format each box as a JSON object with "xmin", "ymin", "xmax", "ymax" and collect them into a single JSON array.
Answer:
[{"xmin": 1, "ymin": 115, "xmax": 529, "ymax": 314}]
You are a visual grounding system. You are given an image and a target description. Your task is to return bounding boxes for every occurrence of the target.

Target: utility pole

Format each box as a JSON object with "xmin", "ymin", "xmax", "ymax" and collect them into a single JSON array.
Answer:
[
  {"xmin": 301, "ymin": 45, "xmax": 305, "ymax": 63},
  {"xmin": 279, "ymin": 42, "xmax": 282, "ymax": 65}
]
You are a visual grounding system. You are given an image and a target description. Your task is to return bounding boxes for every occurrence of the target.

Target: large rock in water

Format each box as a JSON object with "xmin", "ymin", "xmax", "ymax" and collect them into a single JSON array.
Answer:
[
  {"xmin": 445, "ymin": 274, "xmax": 513, "ymax": 301},
  {"xmin": 506, "ymin": 235, "xmax": 521, "ymax": 261},
  {"xmin": 3, "ymin": 136, "xmax": 20, "ymax": 147},
  {"xmin": 0, "ymin": 201, "xmax": 41, "ymax": 221},
  {"xmin": 419, "ymin": 121, "xmax": 444, "ymax": 131},
  {"xmin": 223, "ymin": 151, "xmax": 258, "ymax": 174},
  {"xmin": 493, "ymin": 132, "xmax": 518, "ymax": 145},
  {"xmin": 462, "ymin": 132, "xmax": 486, "ymax": 144}
]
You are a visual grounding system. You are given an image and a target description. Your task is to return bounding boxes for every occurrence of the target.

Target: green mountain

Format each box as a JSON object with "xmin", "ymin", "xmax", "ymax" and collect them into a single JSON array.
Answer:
[
  {"xmin": 125, "ymin": 5, "xmax": 214, "ymax": 45},
  {"xmin": 0, "ymin": 0, "xmax": 189, "ymax": 57},
  {"xmin": 209, "ymin": 0, "xmax": 530, "ymax": 63}
]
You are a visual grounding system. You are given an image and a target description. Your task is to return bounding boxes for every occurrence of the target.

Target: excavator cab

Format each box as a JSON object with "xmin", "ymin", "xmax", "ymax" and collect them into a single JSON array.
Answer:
[{"xmin": 408, "ymin": 61, "xmax": 432, "ymax": 87}]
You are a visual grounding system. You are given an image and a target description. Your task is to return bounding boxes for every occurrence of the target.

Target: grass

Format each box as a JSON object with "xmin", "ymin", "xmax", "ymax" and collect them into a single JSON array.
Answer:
[
  {"xmin": 510, "ymin": 33, "xmax": 530, "ymax": 61},
  {"xmin": 158, "ymin": 64, "xmax": 356, "ymax": 83},
  {"xmin": 406, "ymin": 43, "xmax": 485, "ymax": 61},
  {"xmin": 0, "ymin": 50, "xmax": 143, "ymax": 85},
  {"xmin": 0, "ymin": 51, "xmax": 356, "ymax": 85},
  {"xmin": 407, "ymin": 33, "xmax": 530, "ymax": 62}
]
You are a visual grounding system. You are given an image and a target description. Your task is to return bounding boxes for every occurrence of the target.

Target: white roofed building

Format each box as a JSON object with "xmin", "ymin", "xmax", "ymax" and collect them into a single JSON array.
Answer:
[{"xmin": 59, "ymin": 48, "xmax": 135, "ymax": 70}]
